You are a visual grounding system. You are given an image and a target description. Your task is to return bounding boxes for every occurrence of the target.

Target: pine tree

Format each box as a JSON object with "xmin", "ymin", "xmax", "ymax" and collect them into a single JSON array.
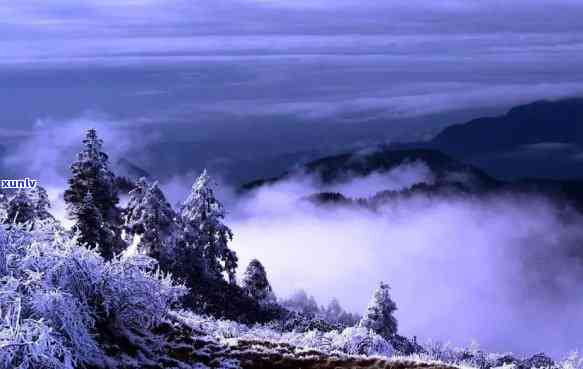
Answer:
[
  {"xmin": 64, "ymin": 129, "xmax": 119, "ymax": 218},
  {"xmin": 124, "ymin": 178, "xmax": 178, "ymax": 257},
  {"xmin": 124, "ymin": 177, "xmax": 205, "ymax": 284},
  {"xmin": 4, "ymin": 190, "xmax": 35, "ymax": 224},
  {"xmin": 241, "ymin": 259, "xmax": 276, "ymax": 305},
  {"xmin": 180, "ymin": 170, "xmax": 238, "ymax": 284},
  {"xmin": 325, "ymin": 298, "xmax": 343, "ymax": 322},
  {"xmin": 1, "ymin": 186, "xmax": 56, "ymax": 231},
  {"xmin": 359, "ymin": 282, "xmax": 398, "ymax": 339},
  {"xmin": 282, "ymin": 289, "xmax": 320, "ymax": 316},
  {"xmin": 29, "ymin": 185, "xmax": 52, "ymax": 220},
  {"xmin": 64, "ymin": 129, "xmax": 124, "ymax": 258},
  {"xmin": 71, "ymin": 192, "xmax": 106, "ymax": 253}
]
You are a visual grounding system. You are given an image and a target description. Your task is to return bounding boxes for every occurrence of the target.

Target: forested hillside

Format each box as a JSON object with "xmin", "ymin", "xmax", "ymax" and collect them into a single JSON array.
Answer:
[{"xmin": 0, "ymin": 129, "xmax": 577, "ymax": 369}]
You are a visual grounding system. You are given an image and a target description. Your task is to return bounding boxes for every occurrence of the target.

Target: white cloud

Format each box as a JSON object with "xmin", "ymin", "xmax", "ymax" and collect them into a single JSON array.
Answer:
[
  {"xmin": 2, "ymin": 114, "xmax": 160, "ymax": 224},
  {"xmin": 198, "ymin": 82, "xmax": 583, "ymax": 121},
  {"xmin": 228, "ymin": 165, "xmax": 583, "ymax": 356}
]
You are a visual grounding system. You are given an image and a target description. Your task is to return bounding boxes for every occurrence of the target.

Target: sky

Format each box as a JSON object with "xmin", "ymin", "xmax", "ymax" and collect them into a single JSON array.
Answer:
[
  {"xmin": 3, "ymin": 2, "xmax": 583, "ymax": 354},
  {"xmin": 227, "ymin": 162, "xmax": 583, "ymax": 356},
  {"xmin": 1, "ymin": 1, "xmax": 583, "ymax": 147}
]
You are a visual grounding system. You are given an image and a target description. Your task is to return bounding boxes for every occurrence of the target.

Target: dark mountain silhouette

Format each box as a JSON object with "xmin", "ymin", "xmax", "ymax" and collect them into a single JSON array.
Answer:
[
  {"xmin": 242, "ymin": 143, "xmax": 583, "ymax": 212},
  {"xmin": 241, "ymin": 148, "xmax": 499, "ymax": 192},
  {"xmin": 244, "ymin": 98, "xmax": 583, "ymax": 190},
  {"xmin": 432, "ymin": 98, "xmax": 583, "ymax": 155},
  {"xmin": 306, "ymin": 179, "xmax": 583, "ymax": 214},
  {"xmin": 410, "ymin": 98, "xmax": 583, "ymax": 180},
  {"xmin": 116, "ymin": 158, "xmax": 151, "ymax": 179}
]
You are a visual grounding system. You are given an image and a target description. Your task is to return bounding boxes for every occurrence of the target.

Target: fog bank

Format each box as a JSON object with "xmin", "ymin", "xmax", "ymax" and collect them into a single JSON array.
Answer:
[{"xmin": 228, "ymin": 166, "xmax": 583, "ymax": 356}]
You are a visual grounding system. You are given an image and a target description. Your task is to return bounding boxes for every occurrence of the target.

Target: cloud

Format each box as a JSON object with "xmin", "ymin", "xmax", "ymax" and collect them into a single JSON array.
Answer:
[
  {"xmin": 4, "ymin": 114, "xmax": 149, "ymax": 184},
  {"xmin": 3, "ymin": 0, "xmax": 583, "ymax": 39},
  {"xmin": 2, "ymin": 32, "xmax": 583, "ymax": 65},
  {"xmin": 228, "ymin": 163, "xmax": 583, "ymax": 356},
  {"xmin": 2, "ymin": 114, "xmax": 160, "ymax": 224},
  {"xmin": 327, "ymin": 161, "xmax": 434, "ymax": 198},
  {"xmin": 1, "ymin": 3, "xmax": 582, "ymax": 140},
  {"xmin": 2, "ymin": 1, "xmax": 583, "ymax": 63},
  {"xmin": 197, "ymin": 82, "xmax": 583, "ymax": 121}
]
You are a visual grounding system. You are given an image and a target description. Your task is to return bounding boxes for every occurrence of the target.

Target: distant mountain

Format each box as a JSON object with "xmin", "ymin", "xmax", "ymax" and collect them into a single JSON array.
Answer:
[
  {"xmin": 115, "ymin": 158, "xmax": 151, "ymax": 179},
  {"xmin": 432, "ymin": 98, "xmax": 583, "ymax": 155},
  {"xmin": 306, "ymin": 178, "xmax": 583, "ymax": 213},
  {"xmin": 244, "ymin": 98, "xmax": 583, "ymax": 190},
  {"xmin": 241, "ymin": 147, "xmax": 499, "ymax": 192},
  {"xmin": 242, "ymin": 144, "xmax": 583, "ymax": 212},
  {"xmin": 112, "ymin": 158, "xmax": 151, "ymax": 194},
  {"xmin": 415, "ymin": 98, "xmax": 583, "ymax": 180}
]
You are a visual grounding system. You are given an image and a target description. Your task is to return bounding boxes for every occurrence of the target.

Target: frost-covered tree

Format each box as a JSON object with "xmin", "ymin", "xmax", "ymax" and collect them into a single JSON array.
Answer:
[
  {"xmin": 64, "ymin": 128, "xmax": 119, "ymax": 218},
  {"xmin": 4, "ymin": 189, "xmax": 35, "ymax": 224},
  {"xmin": 241, "ymin": 259, "xmax": 276, "ymax": 305},
  {"xmin": 64, "ymin": 129, "xmax": 124, "ymax": 258},
  {"xmin": 124, "ymin": 178, "xmax": 176, "ymax": 257},
  {"xmin": 325, "ymin": 298, "xmax": 343, "ymax": 322},
  {"xmin": 2, "ymin": 186, "xmax": 54, "ymax": 228},
  {"xmin": 324, "ymin": 298, "xmax": 361, "ymax": 327},
  {"xmin": 71, "ymin": 192, "xmax": 107, "ymax": 253},
  {"xmin": 29, "ymin": 185, "xmax": 52, "ymax": 220},
  {"xmin": 180, "ymin": 170, "xmax": 238, "ymax": 284},
  {"xmin": 124, "ymin": 178, "xmax": 206, "ymax": 287},
  {"xmin": 359, "ymin": 282, "xmax": 398, "ymax": 339},
  {"xmin": 0, "ymin": 225, "xmax": 185, "ymax": 369},
  {"xmin": 337, "ymin": 310, "xmax": 361, "ymax": 328},
  {"xmin": 281, "ymin": 289, "xmax": 320, "ymax": 317}
]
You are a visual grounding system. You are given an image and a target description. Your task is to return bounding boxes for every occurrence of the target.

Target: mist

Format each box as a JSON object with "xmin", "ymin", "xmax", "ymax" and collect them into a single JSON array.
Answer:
[
  {"xmin": 6, "ymin": 121, "xmax": 583, "ymax": 357},
  {"xmin": 2, "ymin": 115, "xmax": 160, "ymax": 225},
  {"xmin": 227, "ymin": 164, "xmax": 583, "ymax": 357}
]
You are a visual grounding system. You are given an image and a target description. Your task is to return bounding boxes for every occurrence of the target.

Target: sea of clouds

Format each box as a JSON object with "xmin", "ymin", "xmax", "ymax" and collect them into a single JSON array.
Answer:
[
  {"xmin": 228, "ymin": 164, "xmax": 583, "ymax": 357},
  {"xmin": 5, "ymin": 120, "xmax": 583, "ymax": 357}
]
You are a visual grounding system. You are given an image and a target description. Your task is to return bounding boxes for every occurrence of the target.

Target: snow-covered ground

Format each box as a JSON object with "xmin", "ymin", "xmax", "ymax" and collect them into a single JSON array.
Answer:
[{"xmin": 172, "ymin": 310, "xmax": 582, "ymax": 369}]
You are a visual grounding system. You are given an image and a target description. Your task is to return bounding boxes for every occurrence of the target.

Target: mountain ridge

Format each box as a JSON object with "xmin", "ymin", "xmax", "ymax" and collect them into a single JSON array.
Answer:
[
  {"xmin": 430, "ymin": 98, "xmax": 583, "ymax": 157},
  {"xmin": 241, "ymin": 148, "xmax": 499, "ymax": 192}
]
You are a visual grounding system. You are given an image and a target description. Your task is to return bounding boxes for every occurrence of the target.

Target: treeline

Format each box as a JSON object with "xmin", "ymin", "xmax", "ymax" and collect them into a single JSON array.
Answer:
[{"xmin": 0, "ymin": 128, "xmax": 401, "ymax": 342}]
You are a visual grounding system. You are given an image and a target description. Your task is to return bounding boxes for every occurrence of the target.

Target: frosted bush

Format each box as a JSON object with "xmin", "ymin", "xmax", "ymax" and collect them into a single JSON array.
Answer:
[
  {"xmin": 560, "ymin": 352, "xmax": 583, "ymax": 369},
  {"xmin": 175, "ymin": 310, "xmax": 394, "ymax": 358},
  {"xmin": 331, "ymin": 326, "xmax": 394, "ymax": 356},
  {"xmin": 0, "ymin": 226, "xmax": 186, "ymax": 369},
  {"xmin": 214, "ymin": 319, "xmax": 249, "ymax": 339},
  {"xmin": 424, "ymin": 340, "xmax": 463, "ymax": 363},
  {"xmin": 31, "ymin": 289, "xmax": 100, "ymax": 362},
  {"xmin": 0, "ymin": 297, "xmax": 75, "ymax": 369},
  {"xmin": 101, "ymin": 254, "xmax": 186, "ymax": 329}
]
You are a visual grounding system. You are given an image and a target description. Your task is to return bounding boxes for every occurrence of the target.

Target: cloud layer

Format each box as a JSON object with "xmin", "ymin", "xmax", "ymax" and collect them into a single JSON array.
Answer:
[
  {"xmin": 5, "ymin": 117, "xmax": 583, "ymax": 356},
  {"xmin": 228, "ymin": 165, "xmax": 583, "ymax": 356},
  {"xmin": 2, "ymin": 1, "xmax": 583, "ymax": 153},
  {"xmin": 3, "ymin": 1, "xmax": 583, "ymax": 40}
]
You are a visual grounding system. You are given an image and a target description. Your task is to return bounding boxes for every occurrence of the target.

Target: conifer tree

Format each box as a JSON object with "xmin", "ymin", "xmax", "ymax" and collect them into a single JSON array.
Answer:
[
  {"xmin": 282, "ymin": 289, "xmax": 320, "ymax": 316},
  {"xmin": 360, "ymin": 282, "xmax": 398, "ymax": 339},
  {"xmin": 1, "ymin": 186, "xmax": 55, "ymax": 229},
  {"xmin": 124, "ymin": 177, "xmax": 205, "ymax": 283},
  {"xmin": 241, "ymin": 259, "xmax": 276, "ymax": 305},
  {"xmin": 325, "ymin": 298, "xmax": 343, "ymax": 322},
  {"xmin": 64, "ymin": 129, "xmax": 119, "ymax": 218},
  {"xmin": 29, "ymin": 185, "xmax": 52, "ymax": 220},
  {"xmin": 124, "ymin": 178, "xmax": 178, "ymax": 256},
  {"xmin": 180, "ymin": 170, "xmax": 238, "ymax": 284},
  {"xmin": 4, "ymin": 190, "xmax": 35, "ymax": 224},
  {"xmin": 64, "ymin": 129, "xmax": 124, "ymax": 258},
  {"xmin": 71, "ymin": 192, "xmax": 107, "ymax": 253}
]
